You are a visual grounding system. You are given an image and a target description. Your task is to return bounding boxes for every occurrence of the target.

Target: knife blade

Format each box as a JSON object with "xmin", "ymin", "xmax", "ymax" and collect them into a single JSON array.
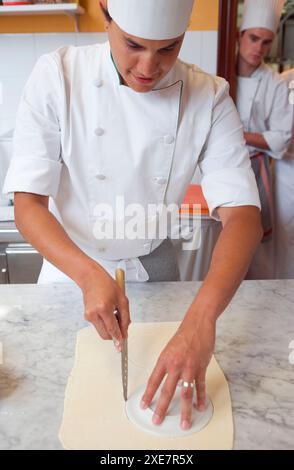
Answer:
[{"xmin": 115, "ymin": 268, "xmax": 128, "ymax": 402}]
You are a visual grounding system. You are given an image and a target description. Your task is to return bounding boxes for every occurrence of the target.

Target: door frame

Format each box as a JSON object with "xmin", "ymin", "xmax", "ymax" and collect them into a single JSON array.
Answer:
[{"xmin": 217, "ymin": 0, "xmax": 239, "ymax": 101}]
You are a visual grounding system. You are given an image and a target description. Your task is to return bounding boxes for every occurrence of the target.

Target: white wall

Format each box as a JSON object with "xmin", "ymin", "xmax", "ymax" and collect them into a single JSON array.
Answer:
[{"xmin": 0, "ymin": 31, "xmax": 218, "ymax": 135}]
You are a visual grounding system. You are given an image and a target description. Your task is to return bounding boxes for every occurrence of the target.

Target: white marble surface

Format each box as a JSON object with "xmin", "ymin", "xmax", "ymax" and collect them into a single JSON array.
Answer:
[{"xmin": 0, "ymin": 280, "xmax": 293, "ymax": 450}]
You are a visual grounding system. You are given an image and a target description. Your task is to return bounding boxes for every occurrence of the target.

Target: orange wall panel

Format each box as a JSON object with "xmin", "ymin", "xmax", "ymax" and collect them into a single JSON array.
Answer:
[{"xmin": 0, "ymin": 0, "xmax": 219, "ymax": 34}]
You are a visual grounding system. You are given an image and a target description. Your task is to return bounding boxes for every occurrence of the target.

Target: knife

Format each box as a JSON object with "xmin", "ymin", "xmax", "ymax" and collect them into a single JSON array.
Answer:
[{"xmin": 115, "ymin": 268, "xmax": 128, "ymax": 402}]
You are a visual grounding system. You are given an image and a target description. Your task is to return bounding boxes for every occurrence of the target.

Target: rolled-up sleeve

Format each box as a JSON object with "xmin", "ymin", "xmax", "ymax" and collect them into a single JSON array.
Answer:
[
  {"xmin": 3, "ymin": 54, "xmax": 63, "ymax": 198},
  {"xmin": 199, "ymin": 78, "xmax": 261, "ymax": 220},
  {"xmin": 262, "ymin": 79, "xmax": 293, "ymax": 159}
]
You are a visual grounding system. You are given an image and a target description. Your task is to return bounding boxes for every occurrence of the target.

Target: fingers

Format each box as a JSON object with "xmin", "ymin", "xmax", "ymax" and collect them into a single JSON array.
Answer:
[
  {"xmin": 102, "ymin": 311, "xmax": 123, "ymax": 351},
  {"xmin": 140, "ymin": 363, "xmax": 166, "ymax": 417},
  {"xmin": 195, "ymin": 369, "xmax": 206, "ymax": 411},
  {"xmin": 92, "ymin": 317, "xmax": 112, "ymax": 340},
  {"xmin": 180, "ymin": 378, "xmax": 195, "ymax": 430},
  {"xmin": 85, "ymin": 303, "xmax": 123, "ymax": 351},
  {"xmin": 151, "ymin": 373, "xmax": 179, "ymax": 426},
  {"xmin": 91, "ymin": 316, "xmax": 122, "ymax": 353},
  {"xmin": 85, "ymin": 297, "xmax": 130, "ymax": 352}
]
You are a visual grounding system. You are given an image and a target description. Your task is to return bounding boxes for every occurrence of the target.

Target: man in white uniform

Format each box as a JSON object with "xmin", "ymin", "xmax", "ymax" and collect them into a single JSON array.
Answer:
[
  {"xmin": 236, "ymin": 0, "xmax": 293, "ymax": 279},
  {"xmin": 274, "ymin": 69, "xmax": 294, "ymax": 278},
  {"xmin": 3, "ymin": 0, "xmax": 262, "ymax": 430}
]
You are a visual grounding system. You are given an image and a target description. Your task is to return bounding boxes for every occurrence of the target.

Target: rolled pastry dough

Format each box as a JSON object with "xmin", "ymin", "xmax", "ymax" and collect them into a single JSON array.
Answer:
[{"xmin": 59, "ymin": 323, "xmax": 234, "ymax": 450}]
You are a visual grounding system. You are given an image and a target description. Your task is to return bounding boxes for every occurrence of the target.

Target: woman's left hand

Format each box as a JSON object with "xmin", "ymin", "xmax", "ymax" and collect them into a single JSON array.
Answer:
[{"xmin": 140, "ymin": 315, "xmax": 216, "ymax": 430}]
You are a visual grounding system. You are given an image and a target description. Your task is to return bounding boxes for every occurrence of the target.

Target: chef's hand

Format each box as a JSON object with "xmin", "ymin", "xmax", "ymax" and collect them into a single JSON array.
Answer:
[
  {"xmin": 81, "ymin": 265, "xmax": 131, "ymax": 352},
  {"xmin": 140, "ymin": 316, "xmax": 215, "ymax": 430}
]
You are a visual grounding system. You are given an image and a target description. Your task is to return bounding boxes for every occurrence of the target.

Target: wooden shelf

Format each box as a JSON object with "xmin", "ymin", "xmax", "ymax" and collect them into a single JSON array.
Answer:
[{"xmin": 0, "ymin": 3, "xmax": 85, "ymax": 31}]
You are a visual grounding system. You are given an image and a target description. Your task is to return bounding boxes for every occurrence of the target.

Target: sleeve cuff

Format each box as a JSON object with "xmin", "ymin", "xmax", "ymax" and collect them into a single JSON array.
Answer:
[
  {"xmin": 3, "ymin": 157, "xmax": 62, "ymax": 198},
  {"xmin": 263, "ymin": 130, "xmax": 292, "ymax": 157},
  {"xmin": 201, "ymin": 167, "xmax": 261, "ymax": 220}
]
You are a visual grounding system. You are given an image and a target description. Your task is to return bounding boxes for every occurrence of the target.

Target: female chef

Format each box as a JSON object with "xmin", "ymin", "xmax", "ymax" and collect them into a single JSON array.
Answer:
[{"xmin": 3, "ymin": 0, "xmax": 262, "ymax": 430}]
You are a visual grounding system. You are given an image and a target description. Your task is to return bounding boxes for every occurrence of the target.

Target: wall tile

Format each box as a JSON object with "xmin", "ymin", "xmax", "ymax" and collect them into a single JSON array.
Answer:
[
  {"xmin": 34, "ymin": 33, "xmax": 76, "ymax": 58},
  {"xmin": 76, "ymin": 32, "xmax": 107, "ymax": 46},
  {"xmin": 200, "ymin": 31, "xmax": 218, "ymax": 75},
  {"xmin": 0, "ymin": 77, "xmax": 26, "ymax": 128},
  {"xmin": 0, "ymin": 34, "xmax": 35, "ymax": 79},
  {"xmin": 179, "ymin": 31, "xmax": 202, "ymax": 67},
  {"xmin": 0, "ymin": 117, "xmax": 15, "ymax": 136}
]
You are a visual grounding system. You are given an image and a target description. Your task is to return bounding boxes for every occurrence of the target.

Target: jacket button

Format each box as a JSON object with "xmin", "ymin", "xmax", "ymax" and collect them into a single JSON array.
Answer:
[
  {"xmin": 164, "ymin": 135, "xmax": 175, "ymax": 145},
  {"xmin": 96, "ymin": 174, "xmax": 106, "ymax": 180},
  {"xmin": 95, "ymin": 127, "xmax": 105, "ymax": 136},
  {"xmin": 93, "ymin": 79, "xmax": 103, "ymax": 88}
]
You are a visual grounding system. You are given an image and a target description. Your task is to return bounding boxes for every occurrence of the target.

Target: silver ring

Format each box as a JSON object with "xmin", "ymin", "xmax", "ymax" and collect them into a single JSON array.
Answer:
[{"xmin": 180, "ymin": 380, "xmax": 194, "ymax": 389}]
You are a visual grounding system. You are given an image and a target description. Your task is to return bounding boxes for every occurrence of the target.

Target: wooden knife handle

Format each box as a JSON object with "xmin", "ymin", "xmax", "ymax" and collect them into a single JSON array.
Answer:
[{"xmin": 115, "ymin": 268, "xmax": 125, "ymax": 294}]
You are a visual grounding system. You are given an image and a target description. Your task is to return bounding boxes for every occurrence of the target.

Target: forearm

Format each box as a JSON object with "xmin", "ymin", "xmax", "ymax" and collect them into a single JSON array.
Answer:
[
  {"xmin": 14, "ymin": 195, "xmax": 102, "ymax": 288},
  {"xmin": 184, "ymin": 207, "xmax": 262, "ymax": 325},
  {"xmin": 244, "ymin": 132, "xmax": 270, "ymax": 151}
]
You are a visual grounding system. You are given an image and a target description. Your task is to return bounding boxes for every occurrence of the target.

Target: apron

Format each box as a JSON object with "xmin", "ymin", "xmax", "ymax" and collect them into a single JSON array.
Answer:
[
  {"xmin": 250, "ymin": 152, "xmax": 274, "ymax": 242},
  {"xmin": 37, "ymin": 237, "xmax": 180, "ymax": 284}
]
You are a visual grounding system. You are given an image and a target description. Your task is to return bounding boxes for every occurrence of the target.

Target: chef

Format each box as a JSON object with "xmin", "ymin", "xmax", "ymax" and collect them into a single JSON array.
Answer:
[
  {"xmin": 236, "ymin": 0, "xmax": 293, "ymax": 279},
  {"xmin": 3, "ymin": 0, "xmax": 262, "ymax": 431},
  {"xmin": 274, "ymin": 69, "xmax": 294, "ymax": 278}
]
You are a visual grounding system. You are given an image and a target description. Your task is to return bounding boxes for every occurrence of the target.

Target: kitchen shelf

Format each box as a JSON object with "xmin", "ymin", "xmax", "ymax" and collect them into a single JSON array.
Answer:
[{"xmin": 0, "ymin": 3, "xmax": 85, "ymax": 32}]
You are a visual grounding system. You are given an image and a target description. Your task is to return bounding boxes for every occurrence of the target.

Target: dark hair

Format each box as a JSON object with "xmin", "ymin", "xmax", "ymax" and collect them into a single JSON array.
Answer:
[{"xmin": 100, "ymin": 3, "xmax": 113, "ymax": 23}]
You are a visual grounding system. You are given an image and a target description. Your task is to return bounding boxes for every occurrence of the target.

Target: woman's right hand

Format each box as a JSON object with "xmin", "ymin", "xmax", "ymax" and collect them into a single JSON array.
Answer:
[{"xmin": 80, "ymin": 264, "xmax": 131, "ymax": 352}]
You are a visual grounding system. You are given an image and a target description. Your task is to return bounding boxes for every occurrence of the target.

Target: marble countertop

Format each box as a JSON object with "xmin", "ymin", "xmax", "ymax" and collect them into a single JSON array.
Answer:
[{"xmin": 0, "ymin": 280, "xmax": 294, "ymax": 450}]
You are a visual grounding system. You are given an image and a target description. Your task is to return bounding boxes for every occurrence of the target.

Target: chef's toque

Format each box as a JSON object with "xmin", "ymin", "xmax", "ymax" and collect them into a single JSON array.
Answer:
[
  {"xmin": 107, "ymin": 0, "xmax": 195, "ymax": 40},
  {"xmin": 240, "ymin": 0, "xmax": 285, "ymax": 34}
]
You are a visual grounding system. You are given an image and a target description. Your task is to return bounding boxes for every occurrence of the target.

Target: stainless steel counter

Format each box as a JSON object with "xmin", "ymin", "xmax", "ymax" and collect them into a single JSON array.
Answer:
[{"xmin": 0, "ymin": 219, "xmax": 42, "ymax": 284}]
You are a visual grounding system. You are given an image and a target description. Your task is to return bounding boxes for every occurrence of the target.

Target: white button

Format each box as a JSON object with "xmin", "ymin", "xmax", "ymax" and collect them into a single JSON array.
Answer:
[
  {"xmin": 96, "ymin": 174, "xmax": 106, "ymax": 180},
  {"xmin": 95, "ymin": 127, "xmax": 105, "ymax": 136},
  {"xmin": 164, "ymin": 135, "xmax": 175, "ymax": 145},
  {"xmin": 93, "ymin": 79, "xmax": 103, "ymax": 88},
  {"xmin": 154, "ymin": 177, "xmax": 167, "ymax": 185}
]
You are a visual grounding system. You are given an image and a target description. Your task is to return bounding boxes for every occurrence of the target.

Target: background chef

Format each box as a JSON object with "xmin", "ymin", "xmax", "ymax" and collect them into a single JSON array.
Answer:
[
  {"xmin": 274, "ymin": 68, "xmax": 294, "ymax": 279},
  {"xmin": 3, "ymin": 0, "xmax": 262, "ymax": 431},
  {"xmin": 236, "ymin": 0, "xmax": 293, "ymax": 279}
]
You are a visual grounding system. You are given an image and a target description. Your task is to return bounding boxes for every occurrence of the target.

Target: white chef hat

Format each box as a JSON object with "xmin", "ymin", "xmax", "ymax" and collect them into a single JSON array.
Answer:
[
  {"xmin": 241, "ymin": 0, "xmax": 285, "ymax": 34},
  {"xmin": 107, "ymin": 0, "xmax": 195, "ymax": 40}
]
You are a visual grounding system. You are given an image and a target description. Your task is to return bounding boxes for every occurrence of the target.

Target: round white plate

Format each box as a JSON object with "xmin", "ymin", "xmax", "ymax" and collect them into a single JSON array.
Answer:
[{"xmin": 126, "ymin": 384, "xmax": 214, "ymax": 438}]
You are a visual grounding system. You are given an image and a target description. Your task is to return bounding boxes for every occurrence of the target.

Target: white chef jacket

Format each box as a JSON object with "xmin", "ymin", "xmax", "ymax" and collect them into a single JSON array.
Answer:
[
  {"xmin": 3, "ymin": 41, "xmax": 260, "ymax": 283},
  {"xmin": 274, "ymin": 69, "xmax": 294, "ymax": 279},
  {"xmin": 237, "ymin": 63, "xmax": 293, "ymax": 159}
]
